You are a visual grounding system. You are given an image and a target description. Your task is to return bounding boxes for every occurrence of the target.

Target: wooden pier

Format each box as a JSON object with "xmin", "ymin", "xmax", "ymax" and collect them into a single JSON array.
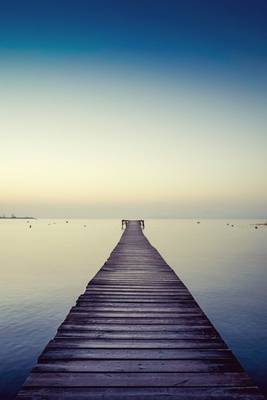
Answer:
[{"xmin": 17, "ymin": 220, "xmax": 264, "ymax": 399}]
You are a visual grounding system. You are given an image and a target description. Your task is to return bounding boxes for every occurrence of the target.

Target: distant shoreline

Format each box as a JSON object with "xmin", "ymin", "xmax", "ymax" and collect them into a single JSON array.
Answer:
[{"xmin": 0, "ymin": 217, "xmax": 36, "ymax": 220}]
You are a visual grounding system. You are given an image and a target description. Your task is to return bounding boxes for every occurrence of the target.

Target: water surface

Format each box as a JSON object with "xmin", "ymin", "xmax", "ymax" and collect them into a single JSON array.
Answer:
[{"xmin": 0, "ymin": 219, "xmax": 266, "ymax": 398}]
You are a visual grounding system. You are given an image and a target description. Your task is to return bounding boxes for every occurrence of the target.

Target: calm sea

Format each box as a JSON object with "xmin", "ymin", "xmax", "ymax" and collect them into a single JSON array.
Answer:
[{"xmin": 0, "ymin": 219, "xmax": 266, "ymax": 398}]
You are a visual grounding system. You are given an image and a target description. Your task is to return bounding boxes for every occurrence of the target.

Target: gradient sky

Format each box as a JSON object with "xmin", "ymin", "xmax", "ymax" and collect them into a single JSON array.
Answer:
[{"xmin": 0, "ymin": 0, "xmax": 266, "ymax": 218}]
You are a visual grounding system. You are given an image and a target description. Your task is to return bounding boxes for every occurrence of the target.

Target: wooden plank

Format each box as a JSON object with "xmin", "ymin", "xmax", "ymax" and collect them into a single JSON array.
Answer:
[
  {"xmin": 69, "ymin": 306, "xmax": 203, "ymax": 316},
  {"xmin": 70, "ymin": 305, "xmax": 200, "ymax": 312},
  {"xmin": 48, "ymin": 338, "xmax": 226, "ymax": 349},
  {"xmin": 55, "ymin": 332, "xmax": 219, "ymax": 340},
  {"xmin": 63, "ymin": 319, "xmax": 209, "ymax": 326},
  {"xmin": 16, "ymin": 387, "xmax": 265, "ymax": 400},
  {"xmin": 58, "ymin": 321, "xmax": 215, "ymax": 330},
  {"xmin": 39, "ymin": 348, "xmax": 234, "ymax": 361},
  {"xmin": 77, "ymin": 299, "xmax": 196, "ymax": 304},
  {"xmin": 87, "ymin": 284, "xmax": 186, "ymax": 289},
  {"xmin": 79, "ymin": 295, "xmax": 193, "ymax": 300},
  {"xmin": 90, "ymin": 282, "xmax": 183, "ymax": 286},
  {"xmin": 63, "ymin": 319, "xmax": 207, "ymax": 326},
  {"xmin": 33, "ymin": 359, "xmax": 241, "ymax": 373},
  {"xmin": 22, "ymin": 372, "xmax": 252, "ymax": 387},
  {"xmin": 63, "ymin": 317, "xmax": 206, "ymax": 324},
  {"xmin": 59, "ymin": 319, "xmax": 213, "ymax": 327},
  {"xmin": 81, "ymin": 291, "xmax": 191, "ymax": 296},
  {"xmin": 84, "ymin": 289, "xmax": 189, "ymax": 294},
  {"xmin": 78, "ymin": 296, "xmax": 194, "ymax": 301},
  {"xmin": 72, "ymin": 305, "xmax": 200, "ymax": 312},
  {"xmin": 59, "ymin": 323, "xmax": 213, "ymax": 331}
]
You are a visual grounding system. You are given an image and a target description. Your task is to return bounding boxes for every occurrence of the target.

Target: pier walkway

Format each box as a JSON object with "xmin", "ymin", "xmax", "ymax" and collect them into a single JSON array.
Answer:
[{"xmin": 17, "ymin": 220, "xmax": 264, "ymax": 399}]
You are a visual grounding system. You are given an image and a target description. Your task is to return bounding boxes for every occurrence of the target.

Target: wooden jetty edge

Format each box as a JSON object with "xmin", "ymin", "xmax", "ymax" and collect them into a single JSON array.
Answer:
[{"xmin": 17, "ymin": 220, "xmax": 265, "ymax": 399}]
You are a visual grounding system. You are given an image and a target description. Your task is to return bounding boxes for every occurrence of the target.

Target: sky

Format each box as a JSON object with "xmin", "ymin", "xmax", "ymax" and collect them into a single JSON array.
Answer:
[{"xmin": 0, "ymin": 0, "xmax": 266, "ymax": 218}]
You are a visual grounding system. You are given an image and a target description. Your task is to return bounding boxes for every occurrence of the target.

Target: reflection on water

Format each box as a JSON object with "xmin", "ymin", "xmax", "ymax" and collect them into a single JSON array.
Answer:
[
  {"xmin": 0, "ymin": 219, "xmax": 266, "ymax": 398},
  {"xmin": 146, "ymin": 219, "xmax": 267, "ymax": 397}
]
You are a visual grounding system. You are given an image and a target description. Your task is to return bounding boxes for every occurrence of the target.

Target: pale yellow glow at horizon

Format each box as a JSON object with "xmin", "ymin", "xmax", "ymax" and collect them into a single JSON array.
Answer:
[{"xmin": 1, "ymin": 60, "xmax": 266, "ymax": 217}]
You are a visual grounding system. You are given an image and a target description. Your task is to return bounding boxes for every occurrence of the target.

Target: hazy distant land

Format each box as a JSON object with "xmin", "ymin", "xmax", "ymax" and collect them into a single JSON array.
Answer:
[{"xmin": 0, "ymin": 214, "xmax": 35, "ymax": 219}]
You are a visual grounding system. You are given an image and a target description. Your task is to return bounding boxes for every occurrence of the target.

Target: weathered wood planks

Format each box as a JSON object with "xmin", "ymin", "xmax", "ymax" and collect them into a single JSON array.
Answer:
[{"xmin": 16, "ymin": 220, "xmax": 265, "ymax": 399}]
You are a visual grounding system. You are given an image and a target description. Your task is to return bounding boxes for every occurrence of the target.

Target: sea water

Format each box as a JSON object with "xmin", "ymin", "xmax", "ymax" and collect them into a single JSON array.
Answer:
[{"xmin": 0, "ymin": 219, "xmax": 266, "ymax": 398}]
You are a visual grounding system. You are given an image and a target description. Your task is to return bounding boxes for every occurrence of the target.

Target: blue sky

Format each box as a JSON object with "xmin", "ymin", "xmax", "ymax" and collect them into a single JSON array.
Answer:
[
  {"xmin": 0, "ymin": 1, "xmax": 266, "ymax": 217},
  {"xmin": 1, "ymin": 1, "xmax": 266, "ymax": 68}
]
